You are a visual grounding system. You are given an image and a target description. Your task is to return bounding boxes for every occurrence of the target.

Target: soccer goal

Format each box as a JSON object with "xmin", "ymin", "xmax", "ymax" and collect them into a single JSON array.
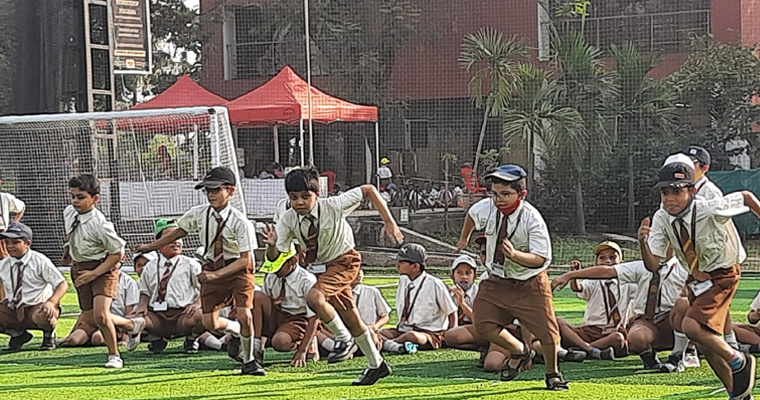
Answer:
[{"xmin": 0, "ymin": 106, "xmax": 244, "ymax": 264}]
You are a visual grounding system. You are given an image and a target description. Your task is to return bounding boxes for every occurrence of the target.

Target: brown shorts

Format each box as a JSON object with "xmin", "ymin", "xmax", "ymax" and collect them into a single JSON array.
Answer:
[
  {"xmin": 473, "ymin": 271, "xmax": 560, "ymax": 345},
  {"xmin": 201, "ymin": 260, "xmax": 256, "ymax": 313},
  {"xmin": 686, "ymin": 264, "xmax": 740, "ymax": 335},
  {"xmin": 568, "ymin": 325, "xmax": 621, "ymax": 344},
  {"xmin": 631, "ymin": 314, "xmax": 674, "ymax": 351},
  {"xmin": 313, "ymin": 249, "xmax": 362, "ymax": 310},
  {"xmin": 71, "ymin": 260, "xmax": 119, "ymax": 311},
  {"xmin": 149, "ymin": 308, "xmax": 194, "ymax": 339},
  {"xmin": 70, "ymin": 314, "xmax": 126, "ymax": 343},
  {"xmin": 263, "ymin": 308, "xmax": 310, "ymax": 345},
  {"xmin": 0, "ymin": 303, "xmax": 58, "ymax": 331},
  {"xmin": 381, "ymin": 327, "xmax": 445, "ymax": 350}
]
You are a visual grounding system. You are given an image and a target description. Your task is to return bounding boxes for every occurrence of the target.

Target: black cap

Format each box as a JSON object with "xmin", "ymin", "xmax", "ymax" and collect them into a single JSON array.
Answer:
[
  {"xmin": 394, "ymin": 243, "xmax": 427, "ymax": 266},
  {"xmin": 655, "ymin": 162, "xmax": 695, "ymax": 189},
  {"xmin": 0, "ymin": 222, "xmax": 33, "ymax": 241},
  {"xmin": 194, "ymin": 167, "xmax": 236, "ymax": 190},
  {"xmin": 684, "ymin": 146, "xmax": 711, "ymax": 166}
]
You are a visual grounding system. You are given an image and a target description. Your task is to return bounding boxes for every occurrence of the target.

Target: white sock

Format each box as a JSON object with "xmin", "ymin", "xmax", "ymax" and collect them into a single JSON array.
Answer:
[
  {"xmin": 203, "ymin": 335, "xmax": 223, "ymax": 350},
  {"xmin": 321, "ymin": 337, "xmax": 335, "ymax": 351},
  {"xmin": 672, "ymin": 331, "xmax": 689, "ymax": 355},
  {"xmin": 382, "ymin": 340, "xmax": 403, "ymax": 353},
  {"xmin": 355, "ymin": 328, "xmax": 383, "ymax": 369},
  {"xmin": 324, "ymin": 316, "xmax": 352, "ymax": 342},
  {"xmin": 223, "ymin": 319, "xmax": 241, "ymax": 337},
  {"xmin": 557, "ymin": 347, "xmax": 568, "ymax": 358},
  {"xmin": 725, "ymin": 331, "xmax": 739, "ymax": 347},
  {"xmin": 241, "ymin": 335, "xmax": 254, "ymax": 363},
  {"xmin": 253, "ymin": 337, "xmax": 263, "ymax": 352}
]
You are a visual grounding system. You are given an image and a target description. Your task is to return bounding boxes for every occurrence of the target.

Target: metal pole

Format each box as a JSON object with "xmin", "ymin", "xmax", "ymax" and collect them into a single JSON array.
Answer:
[
  {"xmin": 304, "ymin": 0, "xmax": 314, "ymax": 166},
  {"xmin": 273, "ymin": 125, "xmax": 280, "ymax": 164},
  {"xmin": 193, "ymin": 124, "xmax": 199, "ymax": 179},
  {"xmin": 375, "ymin": 122, "xmax": 380, "ymax": 189},
  {"xmin": 299, "ymin": 118, "xmax": 305, "ymax": 167}
]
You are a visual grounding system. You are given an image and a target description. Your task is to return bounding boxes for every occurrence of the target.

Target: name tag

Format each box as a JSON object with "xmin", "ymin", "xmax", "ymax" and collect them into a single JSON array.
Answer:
[
  {"xmin": 489, "ymin": 267, "xmax": 505, "ymax": 279},
  {"xmin": 688, "ymin": 280, "xmax": 713, "ymax": 298},
  {"xmin": 151, "ymin": 301, "xmax": 168, "ymax": 312},
  {"xmin": 308, "ymin": 263, "xmax": 326, "ymax": 274}
]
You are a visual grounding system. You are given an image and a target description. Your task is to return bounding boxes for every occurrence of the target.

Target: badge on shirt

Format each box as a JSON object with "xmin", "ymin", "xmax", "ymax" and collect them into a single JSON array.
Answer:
[
  {"xmin": 688, "ymin": 280, "xmax": 713, "ymax": 298},
  {"xmin": 151, "ymin": 301, "xmax": 168, "ymax": 312},
  {"xmin": 308, "ymin": 263, "xmax": 326, "ymax": 274}
]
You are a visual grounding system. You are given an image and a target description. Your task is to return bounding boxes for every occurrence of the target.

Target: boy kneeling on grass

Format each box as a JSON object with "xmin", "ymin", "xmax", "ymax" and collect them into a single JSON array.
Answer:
[
  {"xmin": 379, "ymin": 244, "xmax": 458, "ymax": 354},
  {"xmin": 255, "ymin": 243, "xmax": 320, "ymax": 366},
  {"xmin": 0, "ymin": 222, "xmax": 66, "ymax": 351}
]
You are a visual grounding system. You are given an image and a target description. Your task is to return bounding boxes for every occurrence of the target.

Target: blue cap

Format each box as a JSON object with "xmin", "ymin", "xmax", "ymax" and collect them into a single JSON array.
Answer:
[
  {"xmin": 484, "ymin": 165, "xmax": 527, "ymax": 183},
  {"xmin": 0, "ymin": 222, "xmax": 33, "ymax": 241}
]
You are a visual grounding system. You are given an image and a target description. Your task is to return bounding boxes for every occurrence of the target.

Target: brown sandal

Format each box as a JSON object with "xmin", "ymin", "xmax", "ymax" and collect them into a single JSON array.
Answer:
[
  {"xmin": 499, "ymin": 349, "xmax": 535, "ymax": 381},
  {"xmin": 545, "ymin": 372, "xmax": 570, "ymax": 391}
]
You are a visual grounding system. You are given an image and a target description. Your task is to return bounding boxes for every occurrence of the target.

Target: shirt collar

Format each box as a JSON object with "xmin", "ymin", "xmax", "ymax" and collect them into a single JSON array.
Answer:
[
  {"xmin": 507, "ymin": 201, "xmax": 526, "ymax": 223},
  {"xmin": 353, "ymin": 284, "xmax": 363, "ymax": 296},
  {"xmin": 665, "ymin": 203, "xmax": 695, "ymax": 223},
  {"xmin": 159, "ymin": 254, "xmax": 181, "ymax": 267},
  {"xmin": 283, "ymin": 266, "xmax": 303, "ymax": 285},
  {"xmin": 297, "ymin": 205, "xmax": 319, "ymax": 223},
  {"xmin": 10, "ymin": 250, "xmax": 32, "ymax": 265},
  {"xmin": 211, "ymin": 204, "xmax": 232, "ymax": 220},
  {"xmin": 77, "ymin": 208, "xmax": 96, "ymax": 224},
  {"xmin": 409, "ymin": 271, "xmax": 428, "ymax": 286}
]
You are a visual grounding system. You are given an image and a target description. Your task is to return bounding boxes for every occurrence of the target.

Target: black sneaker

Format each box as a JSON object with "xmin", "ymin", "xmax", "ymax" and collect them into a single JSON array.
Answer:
[
  {"xmin": 640, "ymin": 350, "xmax": 660, "ymax": 370},
  {"xmin": 352, "ymin": 360, "xmax": 392, "ymax": 386},
  {"xmin": 241, "ymin": 359, "xmax": 267, "ymax": 376},
  {"xmin": 227, "ymin": 336, "xmax": 242, "ymax": 362},
  {"xmin": 658, "ymin": 351, "xmax": 685, "ymax": 373},
  {"xmin": 148, "ymin": 339, "xmax": 168, "ymax": 355},
  {"xmin": 183, "ymin": 337, "xmax": 200, "ymax": 354},
  {"xmin": 40, "ymin": 333, "xmax": 56, "ymax": 351},
  {"xmin": 599, "ymin": 347, "xmax": 615, "ymax": 361},
  {"xmin": 564, "ymin": 349, "xmax": 587, "ymax": 362},
  {"xmin": 731, "ymin": 353, "xmax": 757, "ymax": 400},
  {"xmin": 327, "ymin": 340, "xmax": 357, "ymax": 364},
  {"xmin": 2, "ymin": 331, "xmax": 33, "ymax": 352}
]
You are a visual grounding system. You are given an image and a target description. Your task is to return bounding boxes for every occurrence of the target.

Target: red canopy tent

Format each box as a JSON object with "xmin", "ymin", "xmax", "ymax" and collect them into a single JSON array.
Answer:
[
  {"xmin": 225, "ymin": 66, "xmax": 379, "ymax": 168},
  {"xmin": 131, "ymin": 75, "xmax": 227, "ymax": 110}
]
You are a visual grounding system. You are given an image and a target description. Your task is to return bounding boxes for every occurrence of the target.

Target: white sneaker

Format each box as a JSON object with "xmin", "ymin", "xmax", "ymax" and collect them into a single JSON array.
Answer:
[
  {"xmin": 105, "ymin": 354, "xmax": 123, "ymax": 369},
  {"xmin": 126, "ymin": 317, "xmax": 146, "ymax": 351},
  {"xmin": 683, "ymin": 350, "xmax": 700, "ymax": 368}
]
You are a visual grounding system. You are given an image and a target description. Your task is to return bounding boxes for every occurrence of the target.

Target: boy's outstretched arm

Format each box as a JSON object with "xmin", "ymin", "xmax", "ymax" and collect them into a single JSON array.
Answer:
[
  {"xmin": 132, "ymin": 228, "xmax": 188, "ymax": 254},
  {"xmin": 742, "ymin": 191, "xmax": 760, "ymax": 218},
  {"xmin": 456, "ymin": 215, "xmax": 476, "ymax": 252},
  {"xmin": 361, "ymin": 185, "xmax": 403, "ymax": 244}
]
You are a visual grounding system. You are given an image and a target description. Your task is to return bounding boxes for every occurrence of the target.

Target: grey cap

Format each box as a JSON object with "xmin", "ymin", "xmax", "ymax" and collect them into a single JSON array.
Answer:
[
  {"xmin": 394, "ymin": 243, "xmax": 427, "ymax": 267},
  {"xmin": 0, "ymin": 222, "xmax": 33, "ymax": 241}
]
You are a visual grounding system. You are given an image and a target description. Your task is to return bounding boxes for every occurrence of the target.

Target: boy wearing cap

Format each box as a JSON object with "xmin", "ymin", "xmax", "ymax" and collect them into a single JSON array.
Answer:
[
  {"xmin": 132, "ymin": 167, "xmax": 265, "ymax": 375},
  {"xmin": 262, "ymin": 166, "xmax": 403, "ymax": 385},
  {"xmin": 378, "ymin": 158, "xmax": 393, "ymax": 188},
  {"xmin": 63, "ymin": 174, "xmax": 127, "ymax": 368},
  {"xmin": 456, "ymin": 164, "xmax": 567, "ymax": 390},
  {"xmin": 379, "ymin": 244, "xmax": 458, "ymax": 354},
  {"xmin": 638, "ymin": 157, "xmax": 760, "ymax": 399},
  {"xmin": 732, "ymin": 289, "xmax": 760, "ymax": 354},
  {"xmin": 555, "ymin": 241, "xmax": 631, "ymax": 360},
  {"xmin": 124, "ymin": 219, "xmax": 204, "ymax": 354},
  {"xmin": 0, "ymin": 172, "xmax": 26, "ymax": 261},
  {"xmin": 255, "ymin": 244, "xmax": 320, "ymax": 366},
  {"xmin": 449, "ymin": 255, "xmax": 479, "ymax": 326},
  {"xmin": 60, "ymin": 269, "xmax": 140, "ymax": 348},
  {"xmin": 0, "ymin": 223, "xmax": 66, "ymax": 351}
]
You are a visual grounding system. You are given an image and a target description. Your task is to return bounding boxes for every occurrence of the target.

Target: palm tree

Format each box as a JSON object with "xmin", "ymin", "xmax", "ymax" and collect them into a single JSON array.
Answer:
[
  {"xmin": 503, "ymin": 63, "xmax": 588, "ymax": 208},
  {"xmin": 610, "ymin": 42, "xmax": 677, "ymax": 232},
  {"xmin": 549, "ymin": 30, "xmax": 618, "ymax": 235},
  {"xmin": 458, "ymin": 28, "xmax": 527, "ymax": 177}
]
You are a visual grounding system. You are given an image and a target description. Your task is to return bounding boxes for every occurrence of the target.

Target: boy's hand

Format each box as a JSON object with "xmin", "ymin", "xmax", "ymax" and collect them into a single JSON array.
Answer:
[
  {"xmin": 455, "ymin": 239, "xmax": 468, "ymax": 253},
  {"xmin": 39, "ymin": 301, "xmax": 58, "ymax": 322},
  {"xmin": 291, "ymin": 350, "xmax": 307, "ymax": 367},
  {"xmin": 129, "ymin": 305, "xmax": 148, "ymax": 318},
  {"xmin": 183, "ymin": 304, "xmax": 201, "ymax": 318},
  {"xmin": 380, "ymin": 223, "xmax": 404, "ymax": 244},
  {"xmin": 262, "ymin": 225, "xmax": 278, "ymax": 246},
  {"xmin": 570, "ymin": 260, "xmax": 581, "ymax": 271},
  {"xmin": 198, "ymin": 271, "xmax": 219, "ymax": 283},
  {"xmin": 74, "ymin": 270, "xmax": 98, "ymax": 287},
  {"xmin": 449, "ymin": 285, "xmax": 465, "ymax": 305},
  {"xmin": 551, "ymin": 274, "xmax": 570, "ymax": 291},
  {"xmin": 501, "ymin": 238, "xmax": 515, "ymax": 259},
  {"xmin": 638, "ymin": 217, "xmax": 651, "ymax": 243},
  {"xmin": 132, "ymin": 244, "xmax": 152, "ymax": 254}
]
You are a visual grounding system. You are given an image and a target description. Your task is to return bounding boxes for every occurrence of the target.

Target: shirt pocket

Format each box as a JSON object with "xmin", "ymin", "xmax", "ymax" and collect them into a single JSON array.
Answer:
[{"xmin": 700, "ymin": 228, "xmax": 727, "ymax": 267}]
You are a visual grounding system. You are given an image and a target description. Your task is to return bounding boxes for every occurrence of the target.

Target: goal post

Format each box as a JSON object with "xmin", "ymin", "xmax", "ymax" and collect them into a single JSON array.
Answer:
[{"xmin": 0, "ymin": 106, "xmax": 245, "ymax": 264}]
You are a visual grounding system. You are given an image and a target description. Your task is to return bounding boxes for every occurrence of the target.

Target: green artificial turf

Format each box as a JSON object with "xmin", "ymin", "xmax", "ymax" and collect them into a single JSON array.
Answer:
[{"xmin": 1, "ymin": 275, "xmax": 759, "ymax": 400}]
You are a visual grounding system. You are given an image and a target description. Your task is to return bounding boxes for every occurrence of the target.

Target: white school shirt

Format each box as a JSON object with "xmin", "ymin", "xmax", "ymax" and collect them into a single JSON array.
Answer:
[
  {"xmin": 696, "ymin": 177, "xmax": 723, "ymax": 200},
  {"xmin": 263, "ymin": 267, "xmax": 317, "ymax": 317},
  {"xmin": 63, "ymin": 205, "xmax": 125, "ymax": 262},
  {"xmin": 468, "ymin": 199, "xmax": 552, "ymax": 281},
  {"xmin": 576, "ymin": 279, "xmax": 632, "ymax": 327},
  {"xmin": 378, "ymin": 166, "xmax": 393, "ymax": 179},
  {"xmin": 272, "ymin": 198, "xmax": 290, "ymax": 223},
  {"xmin": 110, "ymin": 271, "xmax": 140, "ymax": 317},
  {"xmin": 615, "ymin": 258, "xmax": 687, "ymax": 317},
  {"xmin": 353, "ymin": 283, "xmax": 392, "ymax": 326},
  {"xmin": 648, "ymin": 193, "xmax": 748, "ymax": 273},
  {"xmin": 453, "ymin": 283, "xmax": 479, "ymax": 324},
  {"xmin": 275, "ymin": 187, "xmax": 363, "ymax": 263},
  {"xmin": 0, "ymin": 250, "xmax": 65, "ymax": 307},
  {"xmin": 177, "ymin": 204, "xmax": 254, "ymax": 261},
  {"xmin": 395, "ymin": 272, "xmax": 458, "ymax": 332},
  {"xmin": 749, "ymin": 291, "xmax": 760, "ymax": 312},
  {"xmin": 139, "ymin": 254, "xmax": 201, "ymax": 309},
  {"xmin": 0, "ymin": 192, "xmax": 25, "ymax": 232}
]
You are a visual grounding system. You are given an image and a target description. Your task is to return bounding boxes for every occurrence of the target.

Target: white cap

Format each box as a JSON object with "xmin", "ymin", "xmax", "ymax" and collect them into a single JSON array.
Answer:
[
  {"xmin": 451, "ymin": 255, "xmax": 478, "ymax": 271},
  {"xmin": 133, "ymin": 251, "xmax": 157, "ymax": 263},
  {"xmin": 662, "ymin": 153, "xmax": 695, "ymax": 169}
]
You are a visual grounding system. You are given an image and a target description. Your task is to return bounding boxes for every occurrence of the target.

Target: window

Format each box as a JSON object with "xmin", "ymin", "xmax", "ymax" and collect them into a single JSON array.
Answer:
[{"xmin": 404, "ymin": 119, "xmax": 429, "ymax": 150}]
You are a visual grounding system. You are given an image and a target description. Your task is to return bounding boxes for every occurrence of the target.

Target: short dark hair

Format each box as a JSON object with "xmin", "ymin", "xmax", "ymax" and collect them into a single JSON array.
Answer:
[
  {"xmin": 68, "ymin": 174, "xmax": 100, "ymax": 196},
  {"xmin": 285, "ymin": 167, "xmax": 320, "ymax": 193},
  {"xmin": 488, "ymin": 176, "xmax": 526, "ymax": 193}
]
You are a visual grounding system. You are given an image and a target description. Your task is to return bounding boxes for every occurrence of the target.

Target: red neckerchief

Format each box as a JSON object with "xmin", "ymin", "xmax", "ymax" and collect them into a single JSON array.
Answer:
[{"xmin": 497, "ymin": 198, "xmax": 522, "ymax": 216}]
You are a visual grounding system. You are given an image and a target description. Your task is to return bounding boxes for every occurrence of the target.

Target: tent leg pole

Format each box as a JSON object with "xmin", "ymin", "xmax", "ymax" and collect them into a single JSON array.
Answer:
[
  {"xmin": 273, "ymin": 125, "xmax": 279, "ymax": 164},
  {"xmin": 375, "ymin": 122, "xmax": 380, "ymax": 190},
  {"xmin": 299, "ymin": 118, "xmax": 305, "ymax": 167}
]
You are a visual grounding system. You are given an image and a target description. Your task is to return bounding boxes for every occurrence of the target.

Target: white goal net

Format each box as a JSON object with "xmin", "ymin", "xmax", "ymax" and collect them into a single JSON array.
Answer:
[{"xmin": 0, "ymin": 106, "xmax": 244, "ymax": 265}]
